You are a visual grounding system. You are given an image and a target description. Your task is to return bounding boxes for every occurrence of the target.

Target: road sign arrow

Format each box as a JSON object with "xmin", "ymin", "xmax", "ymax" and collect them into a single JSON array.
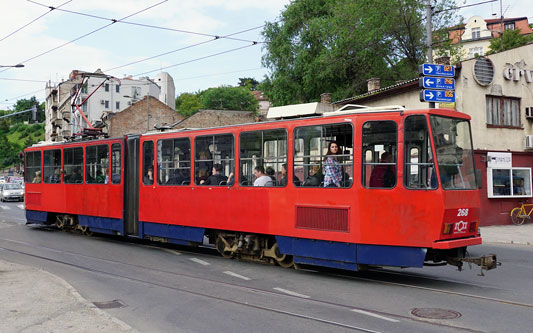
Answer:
[
  {"xmin": 425, "ymin": 78, "xmax": 434, "ymax": 86},
  {"xmin": 426, "ymin": 66, "xmax": 433, "ymax": 74},
  {"xmin": 426, "ymin": 91, "xmax": 434, "ymax": 99}
]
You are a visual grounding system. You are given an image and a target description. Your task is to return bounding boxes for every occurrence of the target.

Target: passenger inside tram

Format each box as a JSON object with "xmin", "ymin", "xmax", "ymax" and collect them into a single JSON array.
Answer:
[{"xmin": 303, "ymin": 165, "xmax": 322, "ymax": 187}]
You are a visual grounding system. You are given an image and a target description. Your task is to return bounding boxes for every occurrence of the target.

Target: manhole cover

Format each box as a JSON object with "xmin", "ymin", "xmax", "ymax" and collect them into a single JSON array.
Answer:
[
  {"xmin": 93, "ymin": 300, "xmax": 127, "ymax": 309},
  {"xmin": 411, "ymin": 308, "xmax": 461, "ymax": 319}
]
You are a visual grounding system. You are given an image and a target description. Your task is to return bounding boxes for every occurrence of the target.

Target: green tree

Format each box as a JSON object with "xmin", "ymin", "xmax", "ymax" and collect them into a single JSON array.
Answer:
[
  {"xmin": 199, "ymin": 86, "xmax": 259, "ymax": 112},
  {"xmin": 261, "ymin": 0, "xmax": 459, "ymax": 106},
  {"xmin": 238, "ymin": 77, "xmax": 260, "ymax": 91},
  {"xmin": 487, "ymin": 29, "xmax": 533, "ymax": 55},
  {"xmin": 10, "ymin": 96, "xmax": 45, "ymax": 123},
  {"xmin": 176, "ymin": 93, "xmax": 204, "ymax": 117}
]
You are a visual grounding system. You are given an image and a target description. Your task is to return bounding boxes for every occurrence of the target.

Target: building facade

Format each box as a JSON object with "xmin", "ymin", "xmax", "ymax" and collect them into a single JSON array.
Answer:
[
  {"xmin": 447, "ymin": 16, "xmax": 532, "ymax": 60},
  {"xmin": 334, "ymin": 43, "xmax": 533, "ymax": 225},
  {"xmin": 44, "ymin": 70, "xmax": 175, "ymax": 141}
]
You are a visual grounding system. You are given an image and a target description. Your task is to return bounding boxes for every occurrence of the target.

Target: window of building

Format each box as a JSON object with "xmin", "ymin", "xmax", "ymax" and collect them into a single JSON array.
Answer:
[
  {"xmin": 505, "ymin": 22, "xmax": 515, "ymax": 30},
  {"xmin": 81, "ymin": 83, "xmax": 88, "ymax": 94},
  {"xmin": 104, "ymin": 83, "xmax": 109, "ymax": 92},
  {"xmin": 294, "ymin": 123, "xmax": 353, "ymax": 188},
  {"xmin": 115, "ymin": 84, "xmax": 120, "ymax": 93},
  {"xmin": 362, "ymin": 121, "xmax": 397, "ymax": 188},
  {"xmin": 404, "ymin": 116, "xmax": 436, "ymax": 189},
  {"xmin": 43, "ymin": 149, "xmax": 61, "ymax": 184},
  {"xmin": 25, "ymin": 151, "xmax": 41, "ymax": 183},
  {"xmin": 194, "ymin": 134, "xmax": 234, "ymax": 185},
  {"xmin": 132, "ymin": 87, "xmax": 141, "ymax": 99},
  {"xmin": 111, "ymin": 143, "xmax": 121, "ymax": 184},
  {"xmin": 468, "ymin": 46, "xmax": 484, "ymax": 58},
  {"xmin": 104, "ymin": 100, "xmax": 109, "ymax": 109},
  {"xmin": 157, "ymin": 138, "xmax": 191, "ymax": 186},
  {"xmin": 486, "ymin": 96, "xmax": 520, "ymax": 127},
  {"xmin": 487, "ymin": 168, "xmax": 532, "ymax": 198},
  {"xmin": 86, "ymin": 145, "xmax": 109, "ymax": 184},
  {"xmin": 64, "ymin": 147, "xmax": 83, "ymax": 184},
  {"xmin": 143, "ymin": 141, "xmax": 154, "ymax": 185},
  {"xmin": 240, "ymin": 129, "xmax": 287, "ymax": 187},
  {"xmin": 472, "ymin": 27, "xmax": 480, "ymax": 39},
  {"xmin": 116, "ymin": 101, "xmax": 120, "ymax": 110}
]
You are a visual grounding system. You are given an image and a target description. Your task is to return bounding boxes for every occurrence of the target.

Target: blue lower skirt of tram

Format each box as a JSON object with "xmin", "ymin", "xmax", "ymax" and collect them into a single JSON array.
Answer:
[
  {"xmin": 78, "ymin": 215, "xmax": 124, "ymax": 236},
  {"xmin": 275, "ymin": 236, "xmax": 427, "ymax": 271}
]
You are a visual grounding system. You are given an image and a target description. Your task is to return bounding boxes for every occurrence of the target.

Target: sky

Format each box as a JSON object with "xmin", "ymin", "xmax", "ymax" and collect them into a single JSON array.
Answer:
[{"xmin": 0, "ymin": 0, "xmax": 531, "ymax": 110}]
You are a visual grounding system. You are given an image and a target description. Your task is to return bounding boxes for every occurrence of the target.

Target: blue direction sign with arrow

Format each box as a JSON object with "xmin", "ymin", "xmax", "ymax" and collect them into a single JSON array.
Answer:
[
  {"xmin": 419, "ymin": 64, "xmax": 455, "ymax": 77},
  {"xmin": 419, "ymin": 77, "xmax": 455, "ymax": 90},
  {"xmin": 419, "ymin": 89, "xmax": 455, "ymax": 103}
]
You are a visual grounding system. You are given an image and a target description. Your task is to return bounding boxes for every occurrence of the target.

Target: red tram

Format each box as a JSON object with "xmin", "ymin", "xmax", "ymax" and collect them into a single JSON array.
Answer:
[{"xmin": 24, "ymin": 106, "xmax": 498, "ymax": 271}]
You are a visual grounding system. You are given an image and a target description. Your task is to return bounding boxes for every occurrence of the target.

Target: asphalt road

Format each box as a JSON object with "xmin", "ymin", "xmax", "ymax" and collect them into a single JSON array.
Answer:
[{"xmin": 1, "ymin": 201, "xmax": 532, "ymax": 332}]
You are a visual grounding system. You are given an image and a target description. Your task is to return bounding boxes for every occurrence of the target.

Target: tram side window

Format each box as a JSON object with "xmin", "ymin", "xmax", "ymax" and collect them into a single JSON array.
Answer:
[
  {"xmin": 43, "ymin": 149, "xmax": 61, "ymax": 184},
  {"xmin": 64, "ymin": 147, "xmax": 84, "ymax": 184},
  {"xmin": 86, "ymin": 145, "xmax": 109, "ymax": 184},
  {"xmin": 404, "ymin": 115, "xmax": 437, "ymax": 189},
  {"xmin": 293, "ymin": 123, "xmax": 353, "ymax": 188},
  {"xmin": 111, "ymin": 143, "xmax": 121, "ymax": 184},
  {"xmin": 240, "ymin": 129, "xmax": 287, "ymax": 187},
  {"xmin": 143, "ymin": 141, "xmax": 154, "ymax": 185},
  {"xmin": 157, "ymin": 138, "xmax": 191, "ymax": 186},
  {"xmin": 362, "ymin": 121, "xmax": 397, "ymax": 188},
  {"xmin": 195, "ymin": 134, "xmax": 234, "ymax": 186},
  {"xmin": 25, "ymin": 151, "xmax": 42, "ymax": 183}
]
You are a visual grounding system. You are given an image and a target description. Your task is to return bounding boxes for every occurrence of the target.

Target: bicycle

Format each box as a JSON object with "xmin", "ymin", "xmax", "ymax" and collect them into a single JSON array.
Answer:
[{"xmin": 510, "ymin": 202, "xmax": 533, "ymax": 225}]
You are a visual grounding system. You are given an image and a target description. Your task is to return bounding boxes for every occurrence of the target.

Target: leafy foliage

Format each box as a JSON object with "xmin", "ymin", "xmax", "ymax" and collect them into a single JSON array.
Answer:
[
  {"xmin": 199, "ymin": 86, "xmax": 258, "ymax": 112},
  {"xmin": 176, "ymin": 93, "xmax": 204, "ymax": 117},
  {"xmin": 487, "ymin": 29, "xmax": 533, "ymax": 55},
  {"xmin": 238, "ymin": 77, "xmax": 260, "ymax": 91},
  {"xmin": 260, "ymin": 0, "xmax": 460, "ymax": 106}
]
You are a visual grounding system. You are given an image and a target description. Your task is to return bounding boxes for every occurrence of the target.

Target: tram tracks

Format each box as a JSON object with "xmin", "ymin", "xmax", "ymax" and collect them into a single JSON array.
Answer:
[{"xmin": 0, "ymin": 233, "xmax": 518, "ymax": 332}]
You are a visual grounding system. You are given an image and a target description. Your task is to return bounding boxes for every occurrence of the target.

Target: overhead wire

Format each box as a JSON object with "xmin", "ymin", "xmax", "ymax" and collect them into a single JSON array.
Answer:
[
  {"xmin": 0, "ymin": 0, "xmax": 168, "ymax": 74},
  {"xmin": 0, "ymin": 0, "xmax": 72, "ymax": 43},
  {"xmin": 27, "ymin": 0, "xmax": 259, "ymax": 43},
  {"xmin": 1, "ymin": 88, "xmax": 44, "ymax": 105}
]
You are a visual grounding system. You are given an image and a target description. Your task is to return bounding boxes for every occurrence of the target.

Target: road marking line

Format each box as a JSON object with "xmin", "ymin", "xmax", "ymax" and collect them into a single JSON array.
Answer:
[
  {"xmin": 273, "ymin": 287, "xmax": 310, "ymax": 299},
  {"xmin": 162, "ymin": 249, "xmax": 181, "ymax": 256},
  {"xmin": 351, "ymin": 309, "xmax": 400, "ymax": 323},
  {"xmin": 223, "ymin": 271, "xmax": 251, "ymax": 280},
  {"xmin": 0, "ymin": 205, "xmax": 11, "ymax": 210},
  {"xmin": 17, "ymin": 204, "xmax": 24, "ymax": 209},
  {"xmin": 189, "ymin": 258, "xmax": 210, "ymax": 266}
]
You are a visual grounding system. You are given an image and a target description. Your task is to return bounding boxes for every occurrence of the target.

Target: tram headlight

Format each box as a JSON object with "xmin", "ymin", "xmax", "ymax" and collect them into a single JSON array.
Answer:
[{"xmin": 443, "ymin": 223, "xmax": 453, "ymax": 235}]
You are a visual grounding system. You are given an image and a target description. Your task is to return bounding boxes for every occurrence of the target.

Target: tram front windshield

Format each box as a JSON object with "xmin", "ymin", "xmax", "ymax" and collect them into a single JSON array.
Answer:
[{"xmin": 430, "ymin": 115, "xmax": 476, "ymax": 190}]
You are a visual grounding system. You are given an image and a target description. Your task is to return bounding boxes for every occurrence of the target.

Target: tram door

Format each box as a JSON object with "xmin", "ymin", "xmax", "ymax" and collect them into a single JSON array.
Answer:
[{"xmin": 124, "ymin": 135, "xmax": 140, "ymax": 235}]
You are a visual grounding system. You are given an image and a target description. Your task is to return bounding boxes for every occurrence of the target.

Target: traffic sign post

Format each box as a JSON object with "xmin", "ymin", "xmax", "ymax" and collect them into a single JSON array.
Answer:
[
  {"xmin": 419, "ymin": 89, "xmax": 455, "ymax": 103},
  {"xmin": 418, "ymin": 64, "xmax": 455, "ymax": 77},
  {"xmin": 419, "ymin": 63, "xmax": 456, "ymax": 106},
  {"xmin": 419, "ymin": 77, "xmax": 455, "ymax": 90}
]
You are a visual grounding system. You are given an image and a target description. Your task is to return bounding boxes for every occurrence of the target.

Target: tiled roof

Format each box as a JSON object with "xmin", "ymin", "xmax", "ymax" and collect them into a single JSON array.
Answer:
[{"xmin": 333, "ymin": 78, "xmax": 419, "ymax": 105}]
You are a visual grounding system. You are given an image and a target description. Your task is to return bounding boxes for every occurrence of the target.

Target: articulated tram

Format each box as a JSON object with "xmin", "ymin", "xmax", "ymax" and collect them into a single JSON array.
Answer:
[{"xmin": 25, "ymin": 106, "xmax": 498, "ymax": 272}]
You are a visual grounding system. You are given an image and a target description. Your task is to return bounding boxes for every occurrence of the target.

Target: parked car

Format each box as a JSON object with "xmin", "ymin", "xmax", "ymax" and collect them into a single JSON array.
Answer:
[{"xmin": 0, "ymin": 183, "xmax": 24, "ymax": 202}]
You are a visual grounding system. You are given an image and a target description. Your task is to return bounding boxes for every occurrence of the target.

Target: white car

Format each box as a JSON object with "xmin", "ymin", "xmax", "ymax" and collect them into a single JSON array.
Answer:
[{"xmin": 0, "ymin": 183, "xmax": 24, "ymax": 202}]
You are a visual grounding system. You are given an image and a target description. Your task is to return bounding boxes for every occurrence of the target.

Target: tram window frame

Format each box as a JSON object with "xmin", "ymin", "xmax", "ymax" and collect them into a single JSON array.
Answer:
[
  {"xmin": 64, "ymin": 147, "xmax": 84, "ymax": 184},
  {"xmin": 143, "ymin": 141, "xmax": 155, "ymax": 185},
  {"xmin": 194, "ymin": 134, "xmax": 234, "ymax": 186},
  {"xmin": 293, "ymin": 123, "xmax": 354, "ymax": 188},
  {"xmin": 43, "ymin": 149, "xmax": 61, "ymax": 184},
  {"xmin": 111, "ymin": 143, "xmax": 121, "ymax": 184},
  {"xmin": 86, "ymin": 145, "xmax": 109, "ymax": 184},
  {"xmin": 403, "ymin": 115, "xmax": 437, "ymax": 190},
  {"xmin": 239, "ymin": 129, "xmax": 287, "ymax": 187},
  {"xmin": 362, "ymin": 120, "xmax": 398, "ymax": 189},
  {"xmin": 157, "ymin": 137, "xmax": 191, "ymax": 186},
  {"xmin": 25, "ymin": 151, "xmax": 42, "ymax": 183}
]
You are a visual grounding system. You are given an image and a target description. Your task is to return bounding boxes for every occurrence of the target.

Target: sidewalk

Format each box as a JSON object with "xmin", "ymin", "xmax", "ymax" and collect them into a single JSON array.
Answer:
[
  {"xmin": 0, "ymin": 260, "xmax": 133, "ymax": 333},
  {"xmin": 480, "ymin": 223, "xmax": 533, "ymax": 246}
]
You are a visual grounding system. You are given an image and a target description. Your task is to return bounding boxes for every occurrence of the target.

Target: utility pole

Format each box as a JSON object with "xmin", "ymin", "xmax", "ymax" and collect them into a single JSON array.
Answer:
[
  {"xmin": 500, "ymin": 0, "xmax": 504, "ymax": 52},
  {"xmin": 425, "ymin": 0, "xmax": 435, "ymax": 108}
]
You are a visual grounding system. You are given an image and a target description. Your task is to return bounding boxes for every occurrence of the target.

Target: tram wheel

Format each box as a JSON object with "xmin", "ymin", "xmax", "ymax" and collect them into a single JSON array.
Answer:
[
  {"xmin": 272, "ymin": 243, "xmax": 294, "ymax": 268},
  {"xmin": 510, "ymin": 208, "xmax": 526, "ymax": 225},
  {"xmin": 216, "ymin": 235, "xmax": 235, "ymax": 258},
  {"xmin": 55, "ymin": 216, "xmax": 64, "ymax": 230}
]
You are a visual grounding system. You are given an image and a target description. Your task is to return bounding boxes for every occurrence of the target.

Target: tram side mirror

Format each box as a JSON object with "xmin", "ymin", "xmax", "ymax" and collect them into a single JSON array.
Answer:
[{"xmin": 475, "ymin": 169, "xmax": 482, "ymax": 189}]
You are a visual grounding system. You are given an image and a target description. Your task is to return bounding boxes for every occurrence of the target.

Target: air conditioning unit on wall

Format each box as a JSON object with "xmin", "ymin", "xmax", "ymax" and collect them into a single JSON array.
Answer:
[{"xmin": 525, "ymin": 135, "xmax": 533, "ymax": 149}]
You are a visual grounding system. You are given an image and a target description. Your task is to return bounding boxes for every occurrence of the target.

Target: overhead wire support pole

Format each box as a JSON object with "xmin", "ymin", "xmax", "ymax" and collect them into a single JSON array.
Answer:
[{"xmin": 426, "ymin": 0, "xmax": 435, "ymax": 109}]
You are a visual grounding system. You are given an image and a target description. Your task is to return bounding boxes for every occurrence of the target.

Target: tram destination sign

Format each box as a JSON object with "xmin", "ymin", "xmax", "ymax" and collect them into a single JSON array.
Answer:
[
  {"xmin": 419, "ymin": 89, "xmax": 455, "ymax": 103},
  {"xmin": 419, "ymin": 77, "xmax": 455, "ymax": 90},
  {"xmin": 419, "ymin": 64, "xmax": 455, "ymax": 78}
]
